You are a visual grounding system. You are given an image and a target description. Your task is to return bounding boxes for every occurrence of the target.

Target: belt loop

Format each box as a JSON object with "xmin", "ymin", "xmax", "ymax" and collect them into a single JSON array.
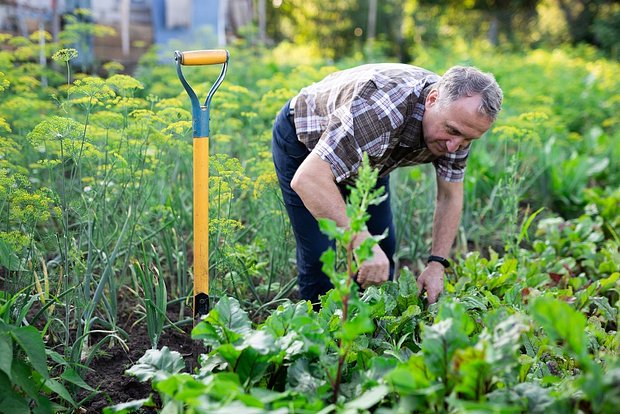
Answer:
[{"xmin": 289, "ymin": 95, "xmax": 298, "ymax": 116}]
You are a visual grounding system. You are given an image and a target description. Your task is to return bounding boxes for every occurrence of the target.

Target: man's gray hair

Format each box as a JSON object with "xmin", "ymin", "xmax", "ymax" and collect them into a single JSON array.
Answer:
[{"xmin": 436, "ymin": 65, "xmax": 503, "ymax": 121}]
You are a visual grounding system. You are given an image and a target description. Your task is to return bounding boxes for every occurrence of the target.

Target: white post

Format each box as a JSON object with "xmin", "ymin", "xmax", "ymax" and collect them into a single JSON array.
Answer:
[
  {"xmin": 218, "ymin": 0, "xmax": 228, "ymax": 46},
  {"xmin": 39, "ymin": 22, "xmax": 48, "ymax": 87},
  {"xmin": 258, "ymin": 0, "xmax": 266, "ymax": 44},
  {"xmin": 121, "ymin": 0, "xmax": 130, "ymax": 56},
  {"xmin": 368, "ymin": 0, "xmax": 377, "ymax": 40}
]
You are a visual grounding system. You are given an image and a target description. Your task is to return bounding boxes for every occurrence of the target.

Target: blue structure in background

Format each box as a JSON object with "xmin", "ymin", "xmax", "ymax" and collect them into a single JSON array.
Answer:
[{"xmin": 151, "ymin": 0, "xmax": 220, "ymax": 52}]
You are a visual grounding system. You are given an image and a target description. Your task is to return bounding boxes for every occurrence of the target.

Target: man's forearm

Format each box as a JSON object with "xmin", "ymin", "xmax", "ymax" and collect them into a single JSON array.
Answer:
[
  {"xmin": 431, "ymin": 180, "xmax": 464, "ymax": 259},
  {"xmin": 291, "ymin": 152, "xmax": 349, "ymax": 227},
  {"xmin": 416, "ymin": 179, "xmax": 463, "ymax": 303}
]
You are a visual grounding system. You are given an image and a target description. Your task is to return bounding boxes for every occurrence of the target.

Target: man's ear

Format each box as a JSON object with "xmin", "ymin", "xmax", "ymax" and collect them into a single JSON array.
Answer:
[{"xmin": 426, "ymin": 88, "xmax": 438, "ymax": 107}]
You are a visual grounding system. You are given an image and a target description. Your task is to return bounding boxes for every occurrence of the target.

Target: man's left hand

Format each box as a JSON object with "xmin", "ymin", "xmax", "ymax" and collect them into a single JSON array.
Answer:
[{"xmin": 416, "ymin": 262, "xmax": 445, "ymax": 304}]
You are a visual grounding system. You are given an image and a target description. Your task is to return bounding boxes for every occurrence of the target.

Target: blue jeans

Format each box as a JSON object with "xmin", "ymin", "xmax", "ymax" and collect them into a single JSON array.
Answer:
[{"xmin": 271, "ymin": 100, "xmax": 396, "ymax": 304}]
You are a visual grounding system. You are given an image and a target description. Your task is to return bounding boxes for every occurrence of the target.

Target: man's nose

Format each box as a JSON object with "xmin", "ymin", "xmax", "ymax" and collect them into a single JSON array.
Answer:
[{"xmin": 446, "ymin": 138, "xmax": 463, "ymax": 153}]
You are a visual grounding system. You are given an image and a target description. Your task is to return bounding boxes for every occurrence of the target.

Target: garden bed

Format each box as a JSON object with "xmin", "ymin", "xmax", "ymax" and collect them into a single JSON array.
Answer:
[{"xmin": 78, "ymin": 305, "xmax": 199, "ymax": 412}]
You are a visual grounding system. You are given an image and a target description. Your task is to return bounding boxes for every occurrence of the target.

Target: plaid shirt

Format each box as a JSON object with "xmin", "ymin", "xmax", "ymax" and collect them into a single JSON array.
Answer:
[{"xmin": 292, "ymin": 63, "xmax": 470, "ymax": 184}]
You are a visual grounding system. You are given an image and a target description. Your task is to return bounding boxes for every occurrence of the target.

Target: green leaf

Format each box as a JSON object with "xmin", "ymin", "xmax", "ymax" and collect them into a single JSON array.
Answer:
[
  {"xmin": 320, "ymin": 249, "xmax": 337, "ymax": 282},
  {"xmin": 386, "ymin": 305, "xmax": 422, "ymax": 334},
  {"xmin": 341, "ymin": 313, "xmax": 374, "ymax": 341},
  {"xmin": 396, "ymin": 268, "xmax": 422, "ymax": 310},
  {"xmin": 191, "ymin": 320, "xmax": 222, "ymax": 347},
  {"xmin": 125, "ymin": 346, "xmax": 185, "ymax": 383},
  {"xmin": 486, "ymin": 315, "xmax": 528, "ymax": 367},
  {"xmin": 288, "ymin": 359, "xmax": 326, "ymax": 395},
  {"xmin": 487, "ymin": 382, "xmax": 554, "ymax": 413},
  {"xmin": 0, "ymin": 334, "xmax": 12, "ymax": 380},
  {"xmin": 11, "ymin": 326, "xmax": 49, "ymax": 380},
  {"xmin": 355, "ymin": 236, "xmax": 378, "ymax": 263},
  {"xmin": 61, "ymin": 367, "xmax": 96, "ymax": 391},
  {"xmin": 46, "ymin": 350, "xmax": 69, "ymax": 367},
  {"xmin": 0, "ymin": 375, "xmax": 31, "ymax": 412},
  {"xmin": 43, "ymin": 378, "xmax": 77, "ymax": 407},
  {"xmin": 318, "ymin": 218, "xmax": 341, "ymax": 239},
  {"xmin": 192, "ymin": 296, "xmax": 252, "ymax": 347},
  {"xmin": 437, "ymin": 301, "xmax": 477, "ymax": 336},
  {"xmin": 421, "ymin": 313, "xmax": 471, "ymax": 381},
  {"xmin": 210, "ymin": 296, "xmax": 252, "ymax": 335},
  {"xmin": 263, "ymin": 301, "xmax": 312, "ymax": 338},
  {"xmin": 235, "ymin": 348, "xmax": 270, "ymax": 386},
  {"xmin": 345, "ymin": 384, "xmax": 390, "ymax": 410},
  {"xmin": 103, "ymin": 397, "xmax": 154, "ymax": 414},
  {"xmin": 10, "ymin": 359, "xmax": 41, "ymax": 400},
  {"xmin": 452, "ymin": 346, "xmax": 490, "ymax": 400},
  {"xmin": 512, "ymin": 382, "xmax": 555, "ymax": 413},
  {"xmin": 217, "ymin": 343, "xmax": 243, "ymax": 366},
  {"xmin": 529, "ymin": 296, "xmax": 589, "ymax": 365},
  {"xmin": 517, "ymin": 207, "xmax": 545, "ymax": 245},
  {"xmin": 385, "ymin": 354, "xmax": 436, "ymax": 395},
  {"xmin": 590, "ymin": 296, "xmax": 617, "ymax": 322},
  {"xmin": 362, "ymin": 285, "xmax": 397, "ymax": 317},
  {"xmin": 243, "ymin": 330, "xmax": 276, "ymax": 355},
  {"xmin": 155, "ymin": 372, "xmax": 206, "ymax": 399},
  {"xmin": 0, "ymin": 239, "xmax": 21, "ymax": 271}
]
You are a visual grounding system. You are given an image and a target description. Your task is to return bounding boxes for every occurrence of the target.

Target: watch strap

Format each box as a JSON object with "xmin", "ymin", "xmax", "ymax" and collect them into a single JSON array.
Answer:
[{"xmin": 428, "ymin": 255, "xmax": 450, "ymax": 268}]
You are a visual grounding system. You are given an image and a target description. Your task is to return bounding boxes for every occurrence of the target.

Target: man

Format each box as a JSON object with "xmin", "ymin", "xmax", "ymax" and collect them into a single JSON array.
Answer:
[{"xmin": 271, "ymin": 64, "xmax": 503, "ymax": 305}]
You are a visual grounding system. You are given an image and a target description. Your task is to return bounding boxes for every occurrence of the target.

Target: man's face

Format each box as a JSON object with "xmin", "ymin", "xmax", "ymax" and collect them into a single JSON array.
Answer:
[{"xmin": 422, "ymin": 89, "xmax": 493, "ymax": 156}]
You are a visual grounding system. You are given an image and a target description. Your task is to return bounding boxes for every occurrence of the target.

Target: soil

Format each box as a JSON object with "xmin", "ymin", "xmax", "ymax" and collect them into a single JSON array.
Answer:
[{"xmin": 75, "ymin": 306, "xmax": 203, "ymax": 413}]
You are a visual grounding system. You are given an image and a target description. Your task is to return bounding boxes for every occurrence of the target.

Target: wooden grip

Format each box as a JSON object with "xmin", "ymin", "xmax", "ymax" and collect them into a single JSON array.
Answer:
[{"xmin": 178, "ymin": 49, "xmax": 229, "ymax": 66}]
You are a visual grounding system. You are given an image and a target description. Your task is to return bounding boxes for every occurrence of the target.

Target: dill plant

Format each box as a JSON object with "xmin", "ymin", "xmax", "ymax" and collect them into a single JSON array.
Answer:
[{"xmin": 51, "ymin": 48, "xmax": 78, "ymax": 85}]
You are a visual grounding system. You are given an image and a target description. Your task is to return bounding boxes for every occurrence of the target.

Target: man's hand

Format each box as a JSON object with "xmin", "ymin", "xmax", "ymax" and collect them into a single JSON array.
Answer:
[
  {"xmin": 354, "ymin": 231, "xmax": 390, "ymax": 288},
  {"xmin": 416, "ymin": 262, "xmax": 445, "ymax": 303}
]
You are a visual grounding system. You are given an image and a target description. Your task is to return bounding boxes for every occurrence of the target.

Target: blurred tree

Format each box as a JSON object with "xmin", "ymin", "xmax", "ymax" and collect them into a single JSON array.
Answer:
[
  {"xmin": 472, "ymin": 0, "xmax": 539, "ymax": 46},
  {"xmin": 592, "ymin": 5, "xmax": 620, "ymax": 58},
  {"xmin": 557, "ymin": 0, "xmax": 620, "ymax": 56},
  {"xmin": 258, "ymin": 0, "xmax": 620, "ymax": 59},
  {"xmin": 557, "ymin": 0, "xmax": 601, "ymax": 45},
  {"xmin": 281, "ymin": 0, "xmax": 359, "ymax": 59}
]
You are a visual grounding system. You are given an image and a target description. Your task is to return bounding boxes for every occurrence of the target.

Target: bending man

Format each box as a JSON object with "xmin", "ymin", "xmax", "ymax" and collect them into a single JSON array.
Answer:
[{"xmin": 271, "ymin": 64, "xmax": 503, "ymax": 305}]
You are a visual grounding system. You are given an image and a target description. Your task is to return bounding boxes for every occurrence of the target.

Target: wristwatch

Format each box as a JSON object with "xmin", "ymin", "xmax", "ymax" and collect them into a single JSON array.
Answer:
[{"xmin": 427, "ymin": 255, "xmax": 450, "ymax": 268}]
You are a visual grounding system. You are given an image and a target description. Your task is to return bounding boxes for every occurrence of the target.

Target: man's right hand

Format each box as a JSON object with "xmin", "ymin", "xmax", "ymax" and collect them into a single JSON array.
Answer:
[{"xmin": 354, "ymin": 231, "xmax": 390, "ymax": 288}]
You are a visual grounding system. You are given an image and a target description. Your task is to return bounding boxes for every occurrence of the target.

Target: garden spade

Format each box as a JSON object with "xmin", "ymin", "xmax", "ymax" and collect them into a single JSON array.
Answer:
[{"xmin": 174, "ymin": 49, "xmax": 229, "ymax": 323}]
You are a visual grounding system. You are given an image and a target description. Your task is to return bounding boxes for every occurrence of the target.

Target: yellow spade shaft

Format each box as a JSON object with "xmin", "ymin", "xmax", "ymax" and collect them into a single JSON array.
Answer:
[
  {"xmin": 175, "ymin": 48, "xmax": 228, "ymax": 321},
  {"xmin": 193, "ymin": 136, "xmax": 209, "ymax": 314}
]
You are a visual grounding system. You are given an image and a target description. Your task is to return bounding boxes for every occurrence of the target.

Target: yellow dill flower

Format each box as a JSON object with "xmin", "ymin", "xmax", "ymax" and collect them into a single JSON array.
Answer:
[
  {"xmin": 253, "ymin": 172, "xmax": 278, "ymax": 199},
  {"xmin": 69, "ymin": 77, "xmax": 116, "ymax": 103},
  {"xmin": 155, "ymin": 97, "xmax": 184, "ymax": 109},
  {"xmin": 157, "ymin": 107, "xmax": 192, "ymax": 122},
  {"xmin": 106, "ymin": 74, "xmax": 144, "ymax": 94},
  {"xmin": 0, "ymin": 118, "xmax": 10, "ymax": 133},
  {"xmin": 209, "ymin": 218, "xmax": 244, "ymax": 237},
  {"xmin": 28, "ymin": 30, "xmax": 52, "ymax": 42},
  {"xmin": 52, "ymin": 48, "xmax": 78, "ymax": 62},
  {"xmin": 103, "ymin": 61, "xmax": 125, "ymax": 75},
  {"xmin": 91, "ymin": 111, "xmax": 124, "ymax": 129},
  {"xmin": 163, "ymin": 121, "xmax": 192, "ymax": 135},
  {"xmin": 0, "ymin": 230, "xmax": 30, "ymax": 251}
]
